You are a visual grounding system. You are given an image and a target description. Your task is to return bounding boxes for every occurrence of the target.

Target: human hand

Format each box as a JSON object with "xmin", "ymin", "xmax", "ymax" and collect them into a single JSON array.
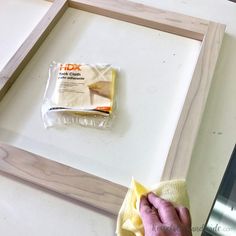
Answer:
[{"xmin": 140, "ymin": 192, "xmax": 192, "ymax": 236}]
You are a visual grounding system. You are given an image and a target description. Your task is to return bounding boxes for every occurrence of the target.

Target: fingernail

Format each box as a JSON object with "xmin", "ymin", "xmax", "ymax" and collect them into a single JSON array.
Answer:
[{"xmin": 148, "ymin": 192, "xmax": 156, "ymax": 197}]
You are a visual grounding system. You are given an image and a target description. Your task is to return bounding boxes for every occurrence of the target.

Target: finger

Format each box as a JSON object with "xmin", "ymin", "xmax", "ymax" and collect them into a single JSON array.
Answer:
[
  {"xmin": 139, "ymin": 195, "xmax": 161, "ymax": 227},
  {"xmin": 147, "ymin": 192, "xmax": 180, "ymax": 224},
  {"xmin": 175, "ymin": 207, "xmax": 191, "ymax": 227}
]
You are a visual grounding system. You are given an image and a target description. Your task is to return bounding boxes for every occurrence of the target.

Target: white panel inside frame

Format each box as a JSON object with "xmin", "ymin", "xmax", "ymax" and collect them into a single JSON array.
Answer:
[{"xmin": 0, "ymin": 1, "xmax": 201, "ymax": 187}]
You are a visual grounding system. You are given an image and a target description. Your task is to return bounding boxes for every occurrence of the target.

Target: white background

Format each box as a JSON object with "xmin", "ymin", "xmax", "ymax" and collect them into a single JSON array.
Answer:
[{"xmin": 0, "ymin": 0, "xmax": 236, "ymax": 235}]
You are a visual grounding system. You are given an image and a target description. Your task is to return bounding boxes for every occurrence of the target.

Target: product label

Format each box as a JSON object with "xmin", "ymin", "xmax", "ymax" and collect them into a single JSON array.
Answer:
[{"xmin": 51, "ymin": 63, "xmax": 116, "ymax": 114}]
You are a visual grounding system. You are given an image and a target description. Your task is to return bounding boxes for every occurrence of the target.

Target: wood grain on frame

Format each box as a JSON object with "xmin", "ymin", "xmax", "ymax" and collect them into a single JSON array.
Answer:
[
  {"xmin": 161, "ymin": 22, "xmax": 226, "ymax": 180},
  {"xmin": 0, "ymin": 143, "xmax": 127, "ymax": 215},
  {"xmin": 68, "ymin": 0, "xmax": 208, "ymax": 40}
]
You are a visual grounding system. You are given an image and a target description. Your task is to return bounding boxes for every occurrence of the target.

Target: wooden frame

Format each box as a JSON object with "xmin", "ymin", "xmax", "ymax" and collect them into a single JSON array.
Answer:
[{"xmin": 0, "ymin": 0, "xmax": 225, "ymax": 216}]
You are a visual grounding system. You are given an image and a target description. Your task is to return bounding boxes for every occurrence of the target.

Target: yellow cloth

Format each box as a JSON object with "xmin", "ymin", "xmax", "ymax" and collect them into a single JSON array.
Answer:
[{"xmin": 116, "ymin": 179, "xmax": 190, "ymax": 236}]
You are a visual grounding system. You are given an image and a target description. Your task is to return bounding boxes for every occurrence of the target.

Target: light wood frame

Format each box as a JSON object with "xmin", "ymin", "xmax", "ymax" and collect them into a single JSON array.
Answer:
[{"xmin": 0, "ymin": 0, "xmax": 225, "ymax": 216}]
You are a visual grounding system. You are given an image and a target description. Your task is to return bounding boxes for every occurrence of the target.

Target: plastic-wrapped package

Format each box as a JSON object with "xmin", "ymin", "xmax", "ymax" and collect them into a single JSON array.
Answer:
[{"xmin": 41, "ymin": 62, "xmax": 118, "ymax": 128}]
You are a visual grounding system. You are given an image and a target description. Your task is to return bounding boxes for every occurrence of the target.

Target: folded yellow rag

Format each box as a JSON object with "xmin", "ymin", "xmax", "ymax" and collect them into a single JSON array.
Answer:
[{"xmin": 116, "ymin": 179, "xmax": 190, "ymax": 236}]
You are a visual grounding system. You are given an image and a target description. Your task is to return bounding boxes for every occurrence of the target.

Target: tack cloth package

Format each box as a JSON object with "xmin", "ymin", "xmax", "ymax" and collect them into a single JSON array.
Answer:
[{"xmin": 42, "ymin": 62, "xmax": 117, "ymax": 128}]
